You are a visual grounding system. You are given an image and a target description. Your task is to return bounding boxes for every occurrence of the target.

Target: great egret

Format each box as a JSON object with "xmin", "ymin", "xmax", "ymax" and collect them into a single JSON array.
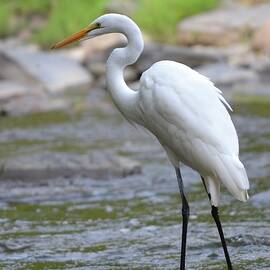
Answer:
[{"xmin": 52, "ymin": 13, "xmax": 249, "ymax": 270}]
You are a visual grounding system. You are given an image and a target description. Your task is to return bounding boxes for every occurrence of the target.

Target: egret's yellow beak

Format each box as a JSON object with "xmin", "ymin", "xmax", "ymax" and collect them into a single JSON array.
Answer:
[{"xmin": 51, "ymin": 23, "xmax": 100, "ymax": 49}]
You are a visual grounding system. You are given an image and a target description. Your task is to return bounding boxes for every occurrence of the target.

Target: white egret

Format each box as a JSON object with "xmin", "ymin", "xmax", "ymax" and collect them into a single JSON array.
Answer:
[{"xmin": 52, "ymin": 14, "xmax": 249, "ymax": 270}]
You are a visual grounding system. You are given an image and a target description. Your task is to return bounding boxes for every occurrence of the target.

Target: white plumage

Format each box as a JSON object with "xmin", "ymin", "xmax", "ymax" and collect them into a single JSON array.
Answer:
[{"xmin": 138, "ymin": 61, "xmax": 249, "ymax": 206}]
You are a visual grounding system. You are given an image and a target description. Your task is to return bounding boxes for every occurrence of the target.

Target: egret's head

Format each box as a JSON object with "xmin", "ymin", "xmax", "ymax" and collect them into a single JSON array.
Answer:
[{"xmin": 51, "ymin": 14, "xmax": 132, "ymax": 49}]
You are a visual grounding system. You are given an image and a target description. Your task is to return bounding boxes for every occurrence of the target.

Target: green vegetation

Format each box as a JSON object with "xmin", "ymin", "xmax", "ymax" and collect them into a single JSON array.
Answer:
[
  {"xmin": 0, "ymin": 2, "xmax": 11, "ymax": 36},
  {"xmin": 242, "ymin": 144, "xmax": 270, "ymax": 153},
  {"xmin": 0, "ymin": 139, "xmax": 48, "ymax": 159},
  {"xmin": 50, "ymin": 139, "xmax": 120, "ymax": 154},
  {"xmin": 0, "ymin": 0, "xmax": 51, "ymax": 37},
  {"xmin": 0, "ymin": 111, "xmax": 80, "ymax": 131},
  {"xmin": 34, "ymin": 0, "xmax": 109, "ymax": 46},
  {"xmin": 0, "ymin": 0, "xmax": 219, "ymax": 46},
  {"xmin": 233, "ymin": 94, "xmax": 270, "ymax": 117},
  {"xmin": 70, "ymin": 244, "xmax": 107, "ymax": 253},
  {"xmin": 135, "ymin": 0, "xmax": 219, "ymax": 41},
  {"xmin": 17, "ymin": 261, "xmax": 87, "ymax": 270},
  {"xmin": 0, "ymin": 202, "xmax": 117, "ymax": 222}
]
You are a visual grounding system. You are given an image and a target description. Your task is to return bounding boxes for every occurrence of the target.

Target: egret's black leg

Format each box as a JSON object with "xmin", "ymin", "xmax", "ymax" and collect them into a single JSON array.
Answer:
[
  {"xmin": 201, "ymin": 177, "xmax": 233, "ymax": 270},
  {"xmin": 175, "ymin": 168, "xmax": 189, "ymax": 270},
  {"xmin": 211, "ymin": 205, "xmax": 233, "ymax": 270}
]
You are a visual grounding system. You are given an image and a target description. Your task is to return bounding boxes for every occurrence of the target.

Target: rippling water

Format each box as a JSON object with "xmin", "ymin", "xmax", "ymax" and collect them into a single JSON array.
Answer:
[{"xmin": 0, "ymin": 93, "xmax": 269, "ymax": 269}]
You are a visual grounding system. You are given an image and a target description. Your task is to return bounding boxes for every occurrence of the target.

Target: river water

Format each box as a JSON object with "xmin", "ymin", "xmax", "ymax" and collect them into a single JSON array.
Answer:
[{"xmin": 0, "ymin": 91, "xmax": 269, "ymax": 269}]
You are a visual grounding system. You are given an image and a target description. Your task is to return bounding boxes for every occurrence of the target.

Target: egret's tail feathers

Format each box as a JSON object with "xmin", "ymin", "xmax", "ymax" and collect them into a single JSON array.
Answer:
[
  {"xmin": 216, "ymin": 154, "xmax": 249, "ymax": 202},
  {"xmin": 237, "ymin": 189, "xmax": 249, "ymax": 202}
]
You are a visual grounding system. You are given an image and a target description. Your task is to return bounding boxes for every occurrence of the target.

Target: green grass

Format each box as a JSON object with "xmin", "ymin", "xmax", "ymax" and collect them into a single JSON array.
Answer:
[
  {"xmin": 34, "ymin": 0, "xmax": 109, "ymax": 46},
  {"xmin": 8, "ymin": 0, "xmax": 51, "ymax": 15},
  {"xmin": 0, "ymin": 2, "xmax": 11, "ymax": 37},
  {"xmin": 0, "ymin": 0, "xmax": 51, "ymax": 37},
  {"xmin": 0, "ymin": 0, "xmax": 219, "ymax": 46},
  {"xmin": 135, "ymin": 0, "xmax": 219, "ymax": 42}
]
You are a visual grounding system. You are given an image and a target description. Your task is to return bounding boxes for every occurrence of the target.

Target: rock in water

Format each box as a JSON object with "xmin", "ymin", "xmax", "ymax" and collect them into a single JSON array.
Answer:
[
  {"xmin": 196, "ymin": 62, "xmax": 258, "ymax": 89},
  {"xmin": 134, "ymin": 43, "xmax": 226, "ymax": 73},
  {"xmin": 0, "ymin": 151, "xmax": 141, "ymax": 180},
  {"xmin": 0, "ymin": 47, "xmax": 93, "ymax": 93},
  {"xmin": 0, "ymin": 80, "xmax": 68, "ymax": 116},
  {"xmin": 252, "ymin": 21, "xmax": 270, "ymax": 52},
  {"xmin": 0, "ymin": 80, "xmax": 29, "ymax": 101},
  {"xmin": 178, "ymin": 3, "xmax": 270, "ymax": 46}
]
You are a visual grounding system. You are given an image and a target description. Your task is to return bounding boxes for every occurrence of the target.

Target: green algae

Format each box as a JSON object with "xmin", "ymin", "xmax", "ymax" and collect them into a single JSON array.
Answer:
[
  {"xmin": 0, "ymin": 197, "xmax": 169, "ymax": 226},
  {"xmin": 0, "ymin": 202, "xmax": 117, "ymax": 222},
  {"xmin": 49, "ymin": 141, "xmax": 89, "ymax": 154},
  {"xmin": 233, "ymin": 94, "xmax": 270, "ymax": 117},
  {"xmin": 0, "ymin": 139, "xmax": 49, "ymax": 159},
  {"xmin": 0, "ymin": 111, "xmax": 80, "ymax": 131},
  {"xmin": 16, "ymin": 261, "xmax": 87, "ymax": 270},
  {"xmin": 0, "ymin": 229, "xmax": 84, "ymax": 240},
  {"xmin": 50, "ymin": 139, "xmax": 120, "ymax": 154},
  {"xmin": 198, "ymin": 257, "xmax": 270, "ymax": 270},
  {"xmin": 242, "ymin": 144, "xmax": 270, "ymax": 153},
  {"xmin": 70, "ymin": 244, "xmax": 107, "ymax": 253}
]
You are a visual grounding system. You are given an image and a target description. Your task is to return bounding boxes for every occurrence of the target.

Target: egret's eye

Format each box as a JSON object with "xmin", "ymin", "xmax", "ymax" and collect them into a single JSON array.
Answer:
[{"xmin": 96, "ymin": 22, "xmax": 101, "ymax": 28}]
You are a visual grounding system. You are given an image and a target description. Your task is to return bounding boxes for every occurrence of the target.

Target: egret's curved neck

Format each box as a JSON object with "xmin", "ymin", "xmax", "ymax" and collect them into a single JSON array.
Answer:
[{"xmin": 106, "ymin": 19, "xmax": 143, "ymax": 122}]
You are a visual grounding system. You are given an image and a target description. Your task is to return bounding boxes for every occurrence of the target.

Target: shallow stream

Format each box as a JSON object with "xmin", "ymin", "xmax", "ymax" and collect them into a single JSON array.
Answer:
[{"xmin": 0, "ymin": 92, "xmax": 269, "ymax": 269}]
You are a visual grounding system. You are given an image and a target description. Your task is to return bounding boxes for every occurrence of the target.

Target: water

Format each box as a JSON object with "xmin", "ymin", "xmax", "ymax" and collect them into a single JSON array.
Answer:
[{"xmin": 0, "ymin": 92, "xmax": 269, "ymax": 269}]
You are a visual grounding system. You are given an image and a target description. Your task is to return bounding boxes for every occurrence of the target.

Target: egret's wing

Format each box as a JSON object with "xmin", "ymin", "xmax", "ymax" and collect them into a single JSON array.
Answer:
[
  {"xmin": 139, "ymin": 61, "xmax": 249, "ymax": 202},
  {"xmin": 148, "ymin": 61, "xmax": 239, "ymax": 156}
]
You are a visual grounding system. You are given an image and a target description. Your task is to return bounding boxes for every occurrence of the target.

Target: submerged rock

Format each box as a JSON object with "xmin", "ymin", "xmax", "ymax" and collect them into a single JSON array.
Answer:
[
  {"xmin": 0, "ymin": 242, "xmax": 32, "ymax": 252},
  {"xmin": 0, "ymin": 151, "xmax": 141, "ymax": 180}
]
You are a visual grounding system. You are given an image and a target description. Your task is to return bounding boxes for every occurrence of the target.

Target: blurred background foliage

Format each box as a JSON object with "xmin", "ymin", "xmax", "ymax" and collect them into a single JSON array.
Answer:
[
  {"xmin": 134, "ymin": 0, "xmax": 218, "ymax": 41},
  {"xmin": 0, "ymin": 0, "xmax": 219, "ymax": 46}
]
